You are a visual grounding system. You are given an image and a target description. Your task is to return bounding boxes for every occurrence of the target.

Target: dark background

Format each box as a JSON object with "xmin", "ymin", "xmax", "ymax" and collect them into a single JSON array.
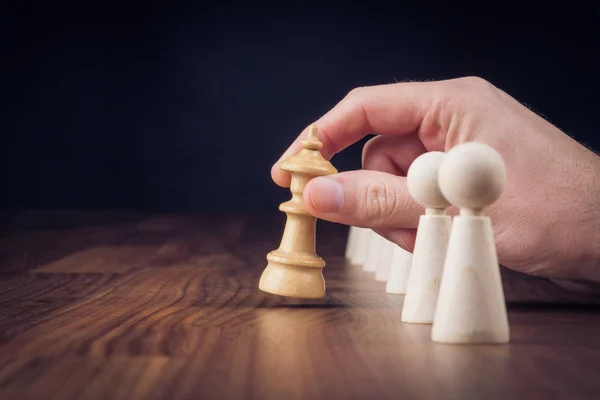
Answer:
[{"xmin": 2, "ymin": 2, "xmax": 599, "ymax": 212}]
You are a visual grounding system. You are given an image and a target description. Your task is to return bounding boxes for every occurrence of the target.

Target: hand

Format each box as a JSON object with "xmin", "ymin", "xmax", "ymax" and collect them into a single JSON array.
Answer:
[{"xmin": 271, "ymin": 77, "xmax": 600, "ymax": 289}]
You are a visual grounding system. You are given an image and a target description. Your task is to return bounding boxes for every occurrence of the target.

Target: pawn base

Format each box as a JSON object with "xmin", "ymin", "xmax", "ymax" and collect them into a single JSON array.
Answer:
[{"xmin": 259, "ymin": 252, "xmax": 326, "ymax": 299}]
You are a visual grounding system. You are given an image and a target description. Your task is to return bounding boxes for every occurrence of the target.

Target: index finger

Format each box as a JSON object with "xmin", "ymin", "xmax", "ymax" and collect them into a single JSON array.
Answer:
[{"xmin": 271, "ymin": 80, "xmax": 444, "ymax": 187}]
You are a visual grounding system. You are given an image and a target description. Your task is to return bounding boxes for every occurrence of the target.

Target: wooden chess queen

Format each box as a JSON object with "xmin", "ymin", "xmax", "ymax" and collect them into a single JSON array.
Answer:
[{"xmin": 259, "ymin": 125, "xmax": 337, "ymax": 298}]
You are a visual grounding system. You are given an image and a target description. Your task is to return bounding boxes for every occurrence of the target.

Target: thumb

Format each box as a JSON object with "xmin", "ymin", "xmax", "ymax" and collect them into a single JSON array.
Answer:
[{"xmin": 303, "ymin": 170, "xmax": 422, "ymax": 230}]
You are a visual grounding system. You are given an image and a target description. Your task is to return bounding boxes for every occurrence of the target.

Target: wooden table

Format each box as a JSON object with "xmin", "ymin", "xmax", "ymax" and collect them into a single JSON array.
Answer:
[{"xmin": 1, "ymin": 211, "xmax": 600, "ymax": 399}]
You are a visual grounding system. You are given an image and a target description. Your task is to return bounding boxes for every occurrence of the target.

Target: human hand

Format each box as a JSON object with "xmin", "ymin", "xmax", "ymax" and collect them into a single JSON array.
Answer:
[{"xmin": 271, "ymin": 77, "xmax": 600, "ymax": 288}]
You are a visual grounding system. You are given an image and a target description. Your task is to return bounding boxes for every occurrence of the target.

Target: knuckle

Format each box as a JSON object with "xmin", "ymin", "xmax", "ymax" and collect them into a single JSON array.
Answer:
[
  {"xmin": 361, "ymin": 180, "xmax": 399, "ymax": 221},
  {"xmin": 458, "ymin": 76, "xmax": 497, "ymax": 96},
  {"xmin": 346, "ymin": 86, "xmax": 366, "ymax": 99},
  {"xmin": 431, "ymin": 76, "xmax": 498, "ymax": 125}
]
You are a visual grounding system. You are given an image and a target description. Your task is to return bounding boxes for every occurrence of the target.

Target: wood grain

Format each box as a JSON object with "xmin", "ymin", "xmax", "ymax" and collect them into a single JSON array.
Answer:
[{"xmin": 1, "ymin": 211, "xmax": 600, "ymax": 399}]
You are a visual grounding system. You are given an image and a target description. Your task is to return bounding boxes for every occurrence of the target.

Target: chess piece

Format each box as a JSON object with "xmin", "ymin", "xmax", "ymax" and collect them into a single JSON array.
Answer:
[
  {"xmin": 431, "ymin": 142, "xmax": 509, "ymax": 344},
  {"xmin": 375, "ymin": 238, "xmax": 395, "ymax": 282},
  {"xmin": 345, "ymin": 226, "xmax": 358, "ymax": 260},
  {"xmin": 385, "ymin": 245, "xmax": 412, "ymax": 294},
  {"xmin": 259, "ymin": 125, "xmax": 338, "ymax": 298},
  {"xmin": 349, "ymin": 227, "xmax": 370, "ymax": 266},
  {"xmin": 363, "ymin": 232, "xmax": 384, "ymax": 272},
  {"xmin": 401, "ymin": 151, "xmax": 452, "ymax": 324}
]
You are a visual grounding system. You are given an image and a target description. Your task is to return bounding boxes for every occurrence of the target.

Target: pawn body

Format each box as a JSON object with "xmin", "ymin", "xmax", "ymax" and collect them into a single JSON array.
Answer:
[
  {"xmin": 401, "ymin": 211, "xmax": 452, "ymax": 323},
  {"xmin": 385, "ymin": 246, "xmax": 412, "ymax": 294},
  {"xmin": 345, "ymin": 226, "xmax": 358, "ymax": 260},
  {"xmin": 349, "ymin": 227, "xmax": 370, "ymax": 266},
  {"xmin": 431, "ymin": 215, "xmax": 509, "ymax": 343},
  {"xmin": 375, "ymin": 239, "xmax": 395, "ymax": 282},
  {"xmin": 362, "ymin": 231, "xmax": 383, "ymax": 272}
]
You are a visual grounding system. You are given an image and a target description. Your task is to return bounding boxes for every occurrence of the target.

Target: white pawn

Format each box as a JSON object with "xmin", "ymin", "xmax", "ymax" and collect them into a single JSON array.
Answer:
[
  {"xmin": 344, "ymin": 226, "xmax": 358, "ymax": 261},
  {"xmin": 345, "ymin": 226, "xmax": 358, "ymax": 259},
  {"xmin": 401, "ymin": 151, "xmax": 452, "ymax": 324},
  {"xmin": 345, "ymin": 226, "xmax": 363, "ymax": 264},
  {"xmin": 344, "ymin": 226, "xmax": 370, "ymax": 266},
  {"xmin": 431, "ymin": 142, "xmax": 509, "ymax": 344},
  {"xmin": 351, "ymin": 228, "xmax": 373, "ymax": 265},
  {"xmin": 375, "ymin": 238, "xmax": 395, "ymax": 282},
  {"xmin": 385, "ymin": 245, "xmax": 412, "ymax": 294},
  {"xmin": 362, "ymin": 230, "xmax": 383, "ymax": 272}
]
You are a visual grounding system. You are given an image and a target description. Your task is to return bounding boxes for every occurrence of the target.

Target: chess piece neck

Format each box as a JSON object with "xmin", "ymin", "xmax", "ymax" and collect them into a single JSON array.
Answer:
[
  {"xmin": 426, "ymin": 208, "xmax": 446, "ymax": 216},
  {"xmin": 460, "ymin": 208, "xmax": 484, "ymax": 217}
]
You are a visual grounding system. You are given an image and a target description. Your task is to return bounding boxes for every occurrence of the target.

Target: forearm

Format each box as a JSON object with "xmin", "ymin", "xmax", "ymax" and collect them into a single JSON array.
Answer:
[
  {"xmin": 567, "ymin": 149, "xmax": 600, "ymax": 284},
  {"xmin": 582, "ymin": 154, "xmax": 600, "ymax": 282}
]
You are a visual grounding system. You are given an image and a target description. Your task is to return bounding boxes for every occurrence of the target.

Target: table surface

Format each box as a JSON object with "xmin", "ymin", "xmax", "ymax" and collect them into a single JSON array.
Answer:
[{"xmin": 1, "ymin": 211, "xmax": 600, "ymax": 400}]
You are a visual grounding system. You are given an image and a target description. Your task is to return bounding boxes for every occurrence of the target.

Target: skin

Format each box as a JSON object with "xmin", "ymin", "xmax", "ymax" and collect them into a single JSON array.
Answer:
[{"xmin": 271, "ymin": 77, "xmax": 600, "ymax": 292}]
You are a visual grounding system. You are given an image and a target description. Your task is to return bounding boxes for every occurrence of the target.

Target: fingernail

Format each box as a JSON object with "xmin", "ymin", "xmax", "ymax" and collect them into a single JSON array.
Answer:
[{"xmin": 309, "ymin": 177, "xmax": 343, "ymax": 213}]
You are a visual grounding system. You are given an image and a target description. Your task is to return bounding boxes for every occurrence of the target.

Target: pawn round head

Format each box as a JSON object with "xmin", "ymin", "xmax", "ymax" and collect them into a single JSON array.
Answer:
[
  {"xmin": 406, "ymin": 151, "xmax": 451, "ymax": 209},
  {"xmin": 438, "ymin": 142, "xmax": 506, "ymax": 210}
]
